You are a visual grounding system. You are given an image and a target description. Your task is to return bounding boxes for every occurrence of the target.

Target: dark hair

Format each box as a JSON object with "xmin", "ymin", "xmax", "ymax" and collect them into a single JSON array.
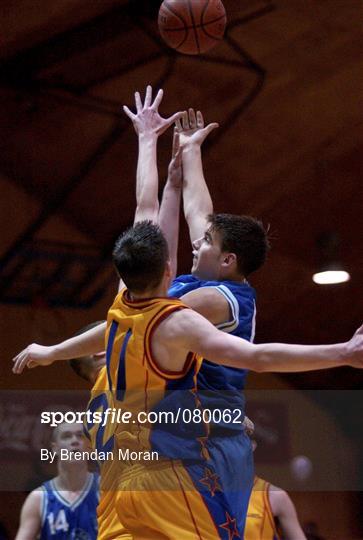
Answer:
[
  {"xmin": 112, "ymin": 221, "xmax": 169, "ymax": 293},
  {"xmin": 69, "ymin": 321, "xmax": 105, "ymax": 382},
  {"xmin": 208, "ymin": 213, "xmax": 270, "ymax": 276}
]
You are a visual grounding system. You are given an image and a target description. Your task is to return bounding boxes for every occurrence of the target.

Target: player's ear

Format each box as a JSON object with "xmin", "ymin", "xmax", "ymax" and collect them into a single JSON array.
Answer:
[{"xmin": 221, "ymin": 252, "xmax": 236, "ymax": 268}]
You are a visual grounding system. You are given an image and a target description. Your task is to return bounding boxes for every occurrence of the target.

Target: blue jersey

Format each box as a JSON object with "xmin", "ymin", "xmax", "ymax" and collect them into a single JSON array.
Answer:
[
  {"xmin": 168, "ymin": 274, "xmax": 256, "ymax": 535},
  {"xmin": 40, "ymin": 473, "xmax": 99, "ymax": 540},
  {"xmin": 169, "ymin": 275, "xmax": 256, "ymax": 431}
]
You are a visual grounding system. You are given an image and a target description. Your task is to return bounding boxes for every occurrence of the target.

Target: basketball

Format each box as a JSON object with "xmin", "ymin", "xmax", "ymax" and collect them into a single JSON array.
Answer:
[{"xmin": 158, "ymin": 0, "xmax": 227, "ymax": 55}]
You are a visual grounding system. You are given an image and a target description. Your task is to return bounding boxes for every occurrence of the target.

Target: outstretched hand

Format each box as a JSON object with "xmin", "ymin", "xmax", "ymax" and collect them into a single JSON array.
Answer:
[
  {"xmin": 123, "ymin": 85, "xmax": 184, "ymax": 137},
  {"xmin": 12, "ymin": 344, "xmax": 57, "ymax": 374},
  {"xmin": 175, "ymin": 108, "xmax": 218, "ymax": 148}
]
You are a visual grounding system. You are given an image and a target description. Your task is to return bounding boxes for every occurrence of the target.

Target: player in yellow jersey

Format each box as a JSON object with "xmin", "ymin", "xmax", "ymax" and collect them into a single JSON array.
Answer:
[
  {"xmin": 13, "ymin": 218, "xmax": 363, "ymax": 539},
  {"xmin": 246, "ymin": 476, "xmax": 307, "ymax": 540},
  {"xmin": 243, "ymin": 418, "xmax": 306, "ymax": 540}
]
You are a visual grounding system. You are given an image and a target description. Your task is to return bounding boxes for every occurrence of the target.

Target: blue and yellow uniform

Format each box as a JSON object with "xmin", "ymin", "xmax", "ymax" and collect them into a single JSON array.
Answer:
[
  {"xmin": 104, "ymin": 289, "xmax": 249, "ymax": 539},
  {"xmin": 245, "ymin": 477, "xmax": 281, "ymax": 540},
  {"xmin": 169, "ymin": 274, "xmax": 256, "ymax": 533},
  {"xmin": 39, "ymin": 473, "xmax": 98, "ymax": 539}
]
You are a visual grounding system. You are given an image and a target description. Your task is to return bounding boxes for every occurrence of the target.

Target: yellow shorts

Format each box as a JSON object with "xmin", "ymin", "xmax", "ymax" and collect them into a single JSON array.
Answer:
[
  {"xmin": 98, "ymin": 489, "xmax": 132, "ymax": 540},
  {"xmin": 115, "ymin": 461, "xmax": 233, "ymax": 540}
]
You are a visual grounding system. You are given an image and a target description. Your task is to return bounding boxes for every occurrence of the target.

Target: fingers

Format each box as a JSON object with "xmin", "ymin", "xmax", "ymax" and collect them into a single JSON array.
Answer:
[
  {"xmin": 182, "ymin": 110, "xmax": 189, "ymax": 130},
  {"xmin": 12, "ymin": 350, "xmax": 28, "ymax": 374},
  {"xmin": 123, "ymin": 105, "xmax": 135, "ymax": 120},
  {"xmin": 175, "ymin": 117, "xmax": 183, "ymax": 132},
  {"xmin": 152, "ymin": 89, "xmax": 163, "ymax": 111},
  {"xmin": 188, "ymin": 108, "xmax": 197, "ymax": 129},
  {"xmin": 166, "ymin": 111, "xmax": 185, "ymax": 130},
  {"xmin": 134, "ymin": 91, "xmax": 142, "ymax": 113},
  {"xmin": 196, "ymin": 110, "xmax": 204, "ymax": 128},
  {"xmin": 144, "ymin": 85, "xmax": 152, "ymax": 108},
  {"xmin": 202, "ymin": 122, "xmax": 219, "ymax": 137}
]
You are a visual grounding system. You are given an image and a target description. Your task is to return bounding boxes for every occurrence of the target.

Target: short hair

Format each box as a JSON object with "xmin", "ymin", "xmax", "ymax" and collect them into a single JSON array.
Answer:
[
  {"xmin": 69, "ymin": 321, "xmax": 105, "ymax": 382},
  {"xmin": 208, "ymin": 213, "xmax": 270, "ymax": 276},
  {"xmin": 112, "ymin": 221, "xmax": 169, "ymax": 293}
]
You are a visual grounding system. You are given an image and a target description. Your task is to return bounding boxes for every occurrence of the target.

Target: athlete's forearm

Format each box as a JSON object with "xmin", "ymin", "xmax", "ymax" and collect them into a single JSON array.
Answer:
[
  {"xmin": 159, "ymin": 180, "xmax": 181, "ymax": 280},
  {"xmin": 53, "ymin": 322, "xmax": 107, "ymax": 361},
  {"xmin": 182, "ymin": 144, "xmax": 212, "ymax": 242},
  {"xmin": 193, "ymin": 327, "xmax": 348, "ymax": 372},
  {"xmin": 251, "ymin": 341, "xmax": 347, "ymax": 372},
  {"xmin": 134, "ymin": 133, "xmax": 159, "ymax": 224}
]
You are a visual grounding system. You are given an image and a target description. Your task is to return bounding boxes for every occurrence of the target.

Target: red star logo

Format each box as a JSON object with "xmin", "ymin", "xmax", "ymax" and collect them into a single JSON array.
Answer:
[
  {"xmin": 219, "ymin": 512, "xmax": 240, "ymax": 540},
  {"xmin": 196, "ymin": 436, "xmax": 210, "ymax": 460},
  {"xmin": 199, "ymin": 468, "xmax": 221, "ymax": 496}
]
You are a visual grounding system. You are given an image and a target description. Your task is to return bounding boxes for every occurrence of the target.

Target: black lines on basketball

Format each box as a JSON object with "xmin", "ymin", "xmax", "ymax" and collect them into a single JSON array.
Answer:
[
  {"xmin": 159, "ymin": 1, "xmax": 188, "ymax": 51},
  {"xmin": 163, "ymin": 1, "xmax": 188, "ymax": 26},
  {"xmin": 187, "ymin": 0, "xmax": 200, "ymax": 55}
]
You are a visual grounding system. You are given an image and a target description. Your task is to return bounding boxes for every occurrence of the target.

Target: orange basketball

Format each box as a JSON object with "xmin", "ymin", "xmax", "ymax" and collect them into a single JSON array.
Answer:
[{"xmin": 158, "ymin": 0, "xmax": 227, "ymax": 55}]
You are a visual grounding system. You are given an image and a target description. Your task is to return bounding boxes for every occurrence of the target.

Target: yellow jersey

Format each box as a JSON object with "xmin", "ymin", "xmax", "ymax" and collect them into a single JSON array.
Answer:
[
  {"xmin": 244, "ymin": 476, "xmax": 281, "ymax": 540},
  {"xmin": 105, "ymin": 289, "xmax": 202, "ymax": 460}
]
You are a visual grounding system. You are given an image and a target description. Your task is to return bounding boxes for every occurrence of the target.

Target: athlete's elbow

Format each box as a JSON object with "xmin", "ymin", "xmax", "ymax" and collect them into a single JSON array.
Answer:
[{"xmin": 242, "ymin": 348, "xmax": 268, "ymax": 373}]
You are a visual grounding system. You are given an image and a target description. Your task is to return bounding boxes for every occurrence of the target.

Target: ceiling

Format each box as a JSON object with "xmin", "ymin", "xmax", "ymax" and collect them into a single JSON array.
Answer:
[{"xmin": 0, "ymin": 0, "xmax": 362, "ymax": 389}]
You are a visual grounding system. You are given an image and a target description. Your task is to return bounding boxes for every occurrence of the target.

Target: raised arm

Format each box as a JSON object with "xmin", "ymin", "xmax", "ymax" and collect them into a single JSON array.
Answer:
[
  {"xmin": 123, "ymin": 85, "xmax": 183, "ymax": 224},
  {"xmin": 176, "ymin": 109, "xmax": 218, "ymax": 243},
  {"xmin": 269, "ymin": 488, "xmax": 307, "ymax": 540},
  {"xmin": 15, "ymin": 490, "xmax": 42, "ymax": 540},
  {"xmin": 12, "ymin": 321, "xmax": 106, "ymax": 374},
  {"xmin": 154, "ymin": 308, "xmax": 363, "ymax": 373},
  {"xmin": 158, "ymin": 129, "xmax": 183, "ymax": 280}
]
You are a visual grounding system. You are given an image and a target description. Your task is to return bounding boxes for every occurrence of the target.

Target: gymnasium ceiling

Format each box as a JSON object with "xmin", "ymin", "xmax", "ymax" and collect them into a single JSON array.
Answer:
[{"xmin": 0, "ymin": 0, "xmax": 362, "ymax": 389}]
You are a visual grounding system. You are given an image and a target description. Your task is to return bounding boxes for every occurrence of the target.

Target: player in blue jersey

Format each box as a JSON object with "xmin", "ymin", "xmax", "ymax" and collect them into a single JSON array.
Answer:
[
  {"xmin": 15, "ymin": 422, "xmax": 98, "ymax": 540},
  {"xmin": 124, "ymin": 90, "xmax": 269, "ymax": 531}
]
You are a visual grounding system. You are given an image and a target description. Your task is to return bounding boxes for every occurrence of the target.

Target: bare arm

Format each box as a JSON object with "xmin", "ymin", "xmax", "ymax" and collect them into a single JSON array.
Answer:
[
  {"xmin": 159, "ymin": 130, "xmax": 183, "ymax": 280},
  {"xmin": 177, "ymin": 109, "xmax": 218, "ymax": 243},
  {"xmin": 123, "ymin": 85, "xmax": 183, "ymax": 224},
  {"xmin": 15, "ymin": 490, "xmax": 42, "ymax": 540},
  {"xmin": 269, "ymin": 488, "xmax": 307, "ymax": 540},
  {"xmin": 180, "ymin": 287, "xmax": 231, "ymax": 326},
  {"xmin": 154, "ymin": 308, "xmax": 363, "ymax": 373},
  {"xmin": 12, "ymin": 322, "xmax": 106, "ymax": 374}
]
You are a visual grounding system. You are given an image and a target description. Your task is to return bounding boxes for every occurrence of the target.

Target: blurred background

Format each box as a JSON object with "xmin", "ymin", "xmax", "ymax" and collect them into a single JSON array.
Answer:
[{"xmin": 0, "ymin": 0, "xmax": 362, "ymax": 537}]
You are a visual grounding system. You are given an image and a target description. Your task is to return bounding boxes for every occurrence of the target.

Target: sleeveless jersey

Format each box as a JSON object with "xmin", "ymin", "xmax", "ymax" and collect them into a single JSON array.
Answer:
[
  {"xmin": 40, "ymin": 473, "xmax": 98, "ymax": 540},
  {"xmin": 106, "ymin": 289, "xmax": 203, "ymax": 462},
  {"xmin": 169, "ymin": 275, "xmax": 256, "ymax": 434},
  {"xmin": 245, "ymin": 476, "xmax": 281, "ymax": 540}
]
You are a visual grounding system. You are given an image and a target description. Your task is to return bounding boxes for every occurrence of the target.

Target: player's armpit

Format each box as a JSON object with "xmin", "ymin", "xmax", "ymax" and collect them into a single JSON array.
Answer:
[
  {"xmin": 180, "ymin": 287, "xmax": 231, "ymax": 327},
  {"xmin": 269, "ymin": 488, "xmax": 307, "ymax": 540},
  {"xmin": 15, "ymin": 490, "xmax": 42, "ymax": 540},
  {"xmin": 153, "ymin": 308, "xmax": 255, "ymax": 371}
]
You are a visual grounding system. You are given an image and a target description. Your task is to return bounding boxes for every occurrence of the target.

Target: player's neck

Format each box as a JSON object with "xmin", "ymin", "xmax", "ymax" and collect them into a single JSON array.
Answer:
[
  {"xmin": 129, "ymin": 284, "xmax": 167, "ymax": 300},
  {"xmin": 56, "ymin": 463, "xmax": 89, "ymax": 492},
  {"xmin": 222, "ymin": 270, "xmax": 246, "ymax": 283}
]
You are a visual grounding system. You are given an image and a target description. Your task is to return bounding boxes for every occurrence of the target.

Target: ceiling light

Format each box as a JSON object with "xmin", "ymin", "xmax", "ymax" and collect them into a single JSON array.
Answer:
[
  {"xmin": 312, "ymin": 269, "xmax": 350, "ymax": 285},
  {"xmin": 312, "ymin": 232, "xmax": 350, "ymax": 286}
]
